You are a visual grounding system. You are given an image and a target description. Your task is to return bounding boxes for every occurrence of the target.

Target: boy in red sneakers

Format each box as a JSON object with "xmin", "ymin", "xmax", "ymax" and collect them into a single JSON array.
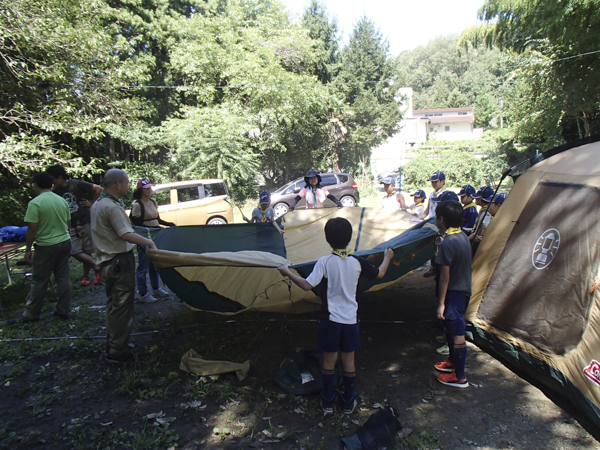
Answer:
[
  {"xmin": 433, "ymin": 200, "xmax": 472, "ymax": 388},
  {"xmin": 278, "ymin": 218, "xmax": 394, "ymax": 413}
]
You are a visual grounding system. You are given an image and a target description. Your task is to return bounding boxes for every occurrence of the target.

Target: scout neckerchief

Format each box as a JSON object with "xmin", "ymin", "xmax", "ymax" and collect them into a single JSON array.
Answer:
[
  {"xmin": 306, "ymin": 186, "xmax": 326, "ymax": 206},
  {"xmin": 258, "ymin": 205, "xmax": 269, "ymax": 222},
  {"xmin": 463, "ymin": 201, "xmax": 477, "ymax": 210},
  {"xmin": 99, "ymin": 191, "xmax": 123, "ymax": 207},
  {"xmin": 384, "ymin": 189, "xmax": 396, "ymax": 199},
  {"xmin": 443, "ymin": 227, "xmax": 462, "ymax": 238},
  {"xmin": 332, "ymin": 249, "xmax": 354, "ymax": 258}
]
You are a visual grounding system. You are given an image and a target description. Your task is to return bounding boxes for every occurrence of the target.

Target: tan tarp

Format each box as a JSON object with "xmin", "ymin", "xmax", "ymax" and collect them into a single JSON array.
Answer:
[
  {"xmin": 180, "ymin": 349, "xmax": 250, "ymax": 381},
  {"xmin": 147, "ymin": 207, "xmax": 425, "ymax": 314},
  {"xmin": 467, "ymin": 140, "xmax": 600, "ymax": 413}
]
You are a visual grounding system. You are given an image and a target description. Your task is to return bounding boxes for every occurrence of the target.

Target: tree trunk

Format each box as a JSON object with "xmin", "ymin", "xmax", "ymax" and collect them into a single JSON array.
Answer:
[{"xmin": 109, "ymin": 138, "xmax": 115, "ymax": 162}]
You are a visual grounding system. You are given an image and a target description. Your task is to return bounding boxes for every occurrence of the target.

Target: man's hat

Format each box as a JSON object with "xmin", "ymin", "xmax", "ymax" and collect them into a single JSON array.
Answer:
[
  {"xmin": 382, "ymin": 176, "xmax": 395, "ymax": 185},
  {"xmin": 304, "ymin": 170, "xmax": 322, "ymax": 185},
  {"xmin": 137, "ymin": 178, "xmax": 153, "ymax": 189},
  {"xmin": 458, "ymin": 185, "xmax": 476, "ymax": 197},
  {"xmin": 473, "ymin": 186, "xmax": 494, "ymax": 200},
  {"xmin": 492, "ymin": 193, "xmax": 507, "ymax": 205},
  {"xmin": 432, "ymin": 191, "xmax": 460, "ymax": 203},
  {"xmin": 411, "ymin": 189, "xmax": 426, "ymax": 198},
  {"xmin": 259, "ymin": 190, "xmax": 271, "ymax": 204},
  {"xmin": 428, "ymin": 171, "xmax": 446, "ymax": 182}
]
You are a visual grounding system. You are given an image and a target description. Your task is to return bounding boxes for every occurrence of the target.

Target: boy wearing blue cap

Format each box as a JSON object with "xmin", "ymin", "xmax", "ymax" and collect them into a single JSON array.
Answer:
[
  {"xmin": 421, "ymin": 171, "xmax": 447, "ymax": 277},
  {"xmin": 381, "ymin": 176, "xmax": 407, "ymax": 211},
  {"xmin": 245, "ymin": 191, "xmax": 284, "ymax": 235},
  {"xmin": 407, "ymin": 189, "xmax": 426, "ymax": 216},
  {"xmin": 433, "ymin": 201, "xmax": 472, "ymax": 388},
  {"xmin": 458, "ymin": 185, "xmax": 478, "ymax": 234}
]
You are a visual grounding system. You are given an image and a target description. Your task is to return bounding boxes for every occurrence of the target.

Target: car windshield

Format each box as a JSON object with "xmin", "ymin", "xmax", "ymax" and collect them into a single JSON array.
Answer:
[{"xmin": 274, "ymin": 179, "xmax": 298, "ymax": 193}]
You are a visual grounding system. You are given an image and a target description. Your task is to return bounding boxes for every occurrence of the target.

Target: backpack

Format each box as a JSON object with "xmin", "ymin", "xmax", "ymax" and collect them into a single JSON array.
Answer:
[{"xmin": 129, "ymin": 199, "xmax": 158, "ymax": 226}]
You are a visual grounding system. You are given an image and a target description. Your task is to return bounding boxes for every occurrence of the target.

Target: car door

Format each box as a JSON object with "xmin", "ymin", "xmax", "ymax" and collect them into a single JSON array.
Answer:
[
  {"xmin": 320, "ymin": 174, "xmax": 339, "ymax": 207},
  {"xmin": 173, "ymin": 185, "xmax": 206, "ymax": 225}
]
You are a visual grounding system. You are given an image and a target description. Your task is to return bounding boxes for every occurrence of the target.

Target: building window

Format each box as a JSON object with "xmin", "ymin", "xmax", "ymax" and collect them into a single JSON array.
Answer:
[
  {"xmin": 434, "ymin": 113, "xmax": 442, "ymax": 116},
  {"xmin": 445, "ymin": 126, "xmax": 450, "ymax": 131},
  {"xmin": 429, "ymin": 127, "xmax": 434, "ymax": 132}
]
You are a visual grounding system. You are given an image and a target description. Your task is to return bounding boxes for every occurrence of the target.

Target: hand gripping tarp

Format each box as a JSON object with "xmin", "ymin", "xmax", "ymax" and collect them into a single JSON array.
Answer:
[{"xmin": 142, "ymin": 207, "xmax": 437, "ymax": 314}]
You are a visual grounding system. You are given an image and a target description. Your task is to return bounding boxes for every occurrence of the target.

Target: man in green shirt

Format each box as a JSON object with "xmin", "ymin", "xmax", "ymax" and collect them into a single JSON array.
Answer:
[{"xmin": 9, "ymin": 173, "xmax": 72, "ymax": 324}]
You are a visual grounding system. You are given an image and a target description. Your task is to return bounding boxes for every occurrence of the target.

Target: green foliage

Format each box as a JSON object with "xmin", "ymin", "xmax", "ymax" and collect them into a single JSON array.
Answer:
[{"xmin": 459, "ymin": 0, "xmax": 600, "ymax": 144}]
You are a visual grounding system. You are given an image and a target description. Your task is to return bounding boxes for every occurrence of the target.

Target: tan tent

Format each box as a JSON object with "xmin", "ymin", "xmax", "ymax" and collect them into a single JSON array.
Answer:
[{"xmin": 467, "ymin": 136, "xmax": 600, "ymax": 428}]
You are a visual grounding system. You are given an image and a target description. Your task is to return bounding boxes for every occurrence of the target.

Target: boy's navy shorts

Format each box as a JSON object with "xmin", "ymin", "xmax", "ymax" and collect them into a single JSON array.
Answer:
[
  {"xmin": 317, "ymin": 318, "xmax": 360, "ymax": 353},
  {"xmin": 443, "ymin": 290, "xmax": 470, "ymax": 337}
]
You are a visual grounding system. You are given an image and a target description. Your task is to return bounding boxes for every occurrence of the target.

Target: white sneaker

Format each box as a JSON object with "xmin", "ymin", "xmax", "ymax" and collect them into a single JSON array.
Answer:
[
  {"xmin": 153, "ymin": 288, "xmax": 169, "ymax": 298},
  {"xmin": 139, "ymin": 293, "xmax": 158, "ymax": 303}
]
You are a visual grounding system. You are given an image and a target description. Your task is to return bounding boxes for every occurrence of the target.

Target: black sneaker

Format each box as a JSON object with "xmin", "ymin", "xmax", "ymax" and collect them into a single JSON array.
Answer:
[
  {"xmin": 8, "ymin": 314, "xmax": 39, "ymax": 324},
  {"xmin": 53, "ymin": 312, "xmax": 69, "ymax": 320},
  {"xmin": 106, "ymin": 352, "xmax": 133, "ymax": 365},
  {"xmin": 320, "ymin": 394, "xmax": 335, "ymax": 414},
  {"xmin": 423, "ymin": 267, "xmax": 436, "ymax": 277},
  {"xmin": 341, "ymin": 395, "xmax": 357, "ymax": 414}
]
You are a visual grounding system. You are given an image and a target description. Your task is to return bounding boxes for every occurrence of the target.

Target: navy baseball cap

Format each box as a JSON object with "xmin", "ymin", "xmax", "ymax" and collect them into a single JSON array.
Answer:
[
  {"xmin": 432, "ymin": 191, "xmax": 460, "ymax": 203},
  {"xmin": 428, "ymin": 171, "xmax": 446, "ymax": 182},
  {"xmin": 473, "ymin": 186, "xmax": 494, "ymax": 200},
  {"xmin": 259, "ymin": 190, "xmax": 271, "ymax": 204},
  {"xmin": 382, "ymin": 176, "xmax": 395, "ymax": 185},
  {"xmin": 458, "ymin": 185, "xmax": 476, "ymax": 197},
  {"xmin": 411, "ymin": 189, "xmax": 426, "ymax": 198},
  {"xmin": 492, "ymin": 193, "xmax": 507, "ymax": 205}
]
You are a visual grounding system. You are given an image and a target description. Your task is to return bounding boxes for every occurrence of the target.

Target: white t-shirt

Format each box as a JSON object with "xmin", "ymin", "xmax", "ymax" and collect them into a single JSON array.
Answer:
[
  {"xmin": 306, "ymin": 254, "xmax": 379, "ymax": 324},
  {"xmin": 382, "ymin": 193, "xmax": 401, "ymax": 211},
  {"xmin": 427, "ymin": 188, "xmax": 446, "ymax": 218},
  {"xmin": 408, "ymin": 202, "xmax": 425, "ymax": 217}
]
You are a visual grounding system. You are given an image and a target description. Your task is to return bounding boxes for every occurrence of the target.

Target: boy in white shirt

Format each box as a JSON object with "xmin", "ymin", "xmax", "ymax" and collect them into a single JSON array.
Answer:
[{"xmin": 278, "ymin": 218, "xmax": 394, "ymax": 414}]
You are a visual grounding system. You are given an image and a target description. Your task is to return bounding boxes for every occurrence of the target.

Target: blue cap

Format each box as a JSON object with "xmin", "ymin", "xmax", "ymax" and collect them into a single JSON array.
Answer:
[
  {"xmin": 382, "ymin": 176, "xmax": 395, "ymax": 185},
  {"xmin": 458, "ymin": 185, "xmax": 476, "ymax": 197},
  {"xmin": 473, "ymin": 186, "xmax": 494, "ymax": 200},
  {"xmin": 492, "ymin": 193, "xmax": 507, "ymax": 205},
  {"xmin": 259, "ymin": 190, "xmax": 271, "ymax": 204},
  {"xmin": 411, "ymin": 189, "xmax": 426, "ymax": 198},
  {"xmin": 432, "ymin": 191, "xmax": 460, "ymax": 203},
  {"xmin": 428, "ymin": 171, "xmax": 446, "ymax": 182}
]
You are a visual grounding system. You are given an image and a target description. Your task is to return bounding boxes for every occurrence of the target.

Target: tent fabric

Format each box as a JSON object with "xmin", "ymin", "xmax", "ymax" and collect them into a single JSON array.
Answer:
[
  {"xmin": 143, "ymin": 208, "xmax": 437, "ymax": 314},
  {"xmin": 466, "ymin": 137, "xmax": 600, "ymax": 428}
]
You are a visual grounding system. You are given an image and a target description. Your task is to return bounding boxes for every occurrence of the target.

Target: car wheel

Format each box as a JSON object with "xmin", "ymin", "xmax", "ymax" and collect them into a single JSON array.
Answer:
[
  {"xmin": 273, "ymin": 203, "xmax": 289, "ymax": 217},
  {"xmin": 340, "ymin": 196, "xmax": 356, "ymax": 207},
  {"xmin": 207, "ymin": 217, "xmax": 227, "ymax": 225}
]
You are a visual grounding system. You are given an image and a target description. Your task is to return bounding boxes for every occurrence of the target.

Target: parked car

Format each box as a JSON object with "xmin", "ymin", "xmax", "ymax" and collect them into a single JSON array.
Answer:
[
  {"xmin": 149, "ymin": 179, "xmax": 234, "ymax": 225},
  {"xmin": 270, "ymin": 173, "xmax": 360, "ymax": 217}
]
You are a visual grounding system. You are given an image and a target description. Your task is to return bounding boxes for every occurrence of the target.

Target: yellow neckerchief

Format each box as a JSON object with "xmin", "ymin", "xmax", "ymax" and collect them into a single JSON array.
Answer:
[
  {"xmin": 443, "ymin": 227, "xmax": 462, "ymax": 238},
  {"xmin": 463, "ymin": 202, "xmax": 477, "ymax": 210},
  {"xmin": 434, "ymin": 186, "xmax": 446, "ymax": 196},
  {"xmin": 384, "ymin": 190, "xmax": 396, "ymax": 199},
  {"xmin": 331, "ymin": 249, "xmax": 354, "ymax": 258},
  {"xmin": 258, "ymin": 205, "xmax": 269, "ymax": 222}
]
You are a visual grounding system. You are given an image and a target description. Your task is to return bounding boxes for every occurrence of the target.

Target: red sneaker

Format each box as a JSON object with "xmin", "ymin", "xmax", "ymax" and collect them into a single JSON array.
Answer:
[
  {"xmin": 434, "ymin": 360, "xmax": 455, "ymax": 372},
  {"xmin": 80, "ymin": 277, "xmax": 91, "ymax": 286},
  {"xmin": 93, "ymin": 272, "xmax": 102, "ymax": 285},
  {"xmin": 437, "ymin": 372, "xmax": 468, "ymax": 388}
]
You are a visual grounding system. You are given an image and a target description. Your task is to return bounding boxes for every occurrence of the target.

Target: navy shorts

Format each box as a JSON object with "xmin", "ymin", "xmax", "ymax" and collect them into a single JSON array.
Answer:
[
  {"xmin": 443, "ymin": 290, "xmax": 470, "ymax": 337},
  {"xmin": 317, "ymin": 318, "xmax": 360, "ymax": 353}
]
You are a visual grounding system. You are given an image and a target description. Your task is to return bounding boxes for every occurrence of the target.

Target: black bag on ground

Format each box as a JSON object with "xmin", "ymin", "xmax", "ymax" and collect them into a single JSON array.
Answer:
[
  {"xmin": 341, "ymin": 406, "xmax": 402, "ymax": 450},
  {"xmin": 275, "ymin": 349, "xmax": 342, "ymax": 395}
]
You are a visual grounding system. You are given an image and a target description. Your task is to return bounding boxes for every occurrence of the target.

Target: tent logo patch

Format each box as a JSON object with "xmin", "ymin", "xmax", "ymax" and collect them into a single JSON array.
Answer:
[
  {"xmin": 584, "ymin": 360, "xmax": 600, "ymax": 387},
  {"xmin": 532, "ymin": 228, "xmax": 560, "ymax": 270}
]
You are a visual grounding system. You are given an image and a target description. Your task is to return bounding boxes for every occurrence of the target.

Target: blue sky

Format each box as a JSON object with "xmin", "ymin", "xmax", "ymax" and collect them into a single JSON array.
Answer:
[{"xmin": 280, "ymin": 0, "xmax": 486, "ymax": 55}]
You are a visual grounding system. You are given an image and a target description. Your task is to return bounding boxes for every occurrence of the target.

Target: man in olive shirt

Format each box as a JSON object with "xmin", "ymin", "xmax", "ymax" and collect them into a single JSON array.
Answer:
[
  {"xmin": 9, "ymin": 173, "xmax": 72, "ymax": 324},
  {"xmin": 91, "ymin": 168, "xmax": 156, "ymax": 364}
]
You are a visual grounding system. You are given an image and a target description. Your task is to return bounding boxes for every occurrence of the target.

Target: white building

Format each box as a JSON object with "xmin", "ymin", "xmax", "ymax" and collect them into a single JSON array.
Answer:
[
  {"xmin": 413, "ymin": 107, "xmax": 483, "ymax": 141},
  {"xmin": 371, "ymin": 90, "xmax": 483, "ymax": 179}
]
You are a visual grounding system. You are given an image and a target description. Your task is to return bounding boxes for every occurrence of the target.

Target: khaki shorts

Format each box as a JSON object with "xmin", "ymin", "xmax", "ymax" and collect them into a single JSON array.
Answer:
[{"xmin": 70, "ymin": 223, "xmax": 95, "ymax": 255}]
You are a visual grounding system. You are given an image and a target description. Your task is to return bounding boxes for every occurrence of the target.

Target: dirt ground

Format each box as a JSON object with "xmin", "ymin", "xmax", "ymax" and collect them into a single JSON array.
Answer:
[{"xmin": 1, "ymin": 267, "xmax": 599, "ymax": 449}]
